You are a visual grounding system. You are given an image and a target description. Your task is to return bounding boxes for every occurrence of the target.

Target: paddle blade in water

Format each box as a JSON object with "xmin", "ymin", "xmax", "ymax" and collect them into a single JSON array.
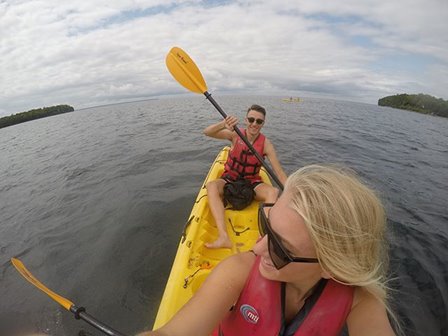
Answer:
[
  {"xmin": 166, "ymin": 47, "xmax": 207, "ymax": 94},
  {"xmin": 11, "ymin": 257, "xmax": 73, "ymax": 310}
]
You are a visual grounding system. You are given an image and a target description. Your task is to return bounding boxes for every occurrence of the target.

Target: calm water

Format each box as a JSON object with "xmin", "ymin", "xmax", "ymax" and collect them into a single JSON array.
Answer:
[{"xmin": 0, "ymin": 96, "xmax": 447, "ymax": 336}]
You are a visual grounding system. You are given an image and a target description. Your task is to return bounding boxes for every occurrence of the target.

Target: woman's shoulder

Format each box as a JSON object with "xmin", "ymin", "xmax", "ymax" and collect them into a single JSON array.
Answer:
[
  {"xmin": 347, "ymin": 287, "xmax": 395, "ymax": 335},
  {"xmin": 351, "ymin": 286, "xmax": 382, "ymax": 308}
]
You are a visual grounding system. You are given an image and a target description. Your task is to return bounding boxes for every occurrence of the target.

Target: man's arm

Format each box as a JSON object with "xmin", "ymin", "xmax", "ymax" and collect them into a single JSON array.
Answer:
[
  {"xmin": 203, "ymin": 116, "xmax": 238, "ymax": 141},
  {"xmin": 264, "ymin": 138, "xmax": 288, "ymax": 185}
]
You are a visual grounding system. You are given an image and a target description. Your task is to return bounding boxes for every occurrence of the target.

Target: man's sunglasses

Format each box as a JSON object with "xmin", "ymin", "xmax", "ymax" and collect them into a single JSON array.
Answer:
[
  {"xmin": 258, "ymin": 203, "xmax": 319, "ymax": 270},
  {"xmin": 247, "ymin": 117, "xmax": 264, "ymax": 125}
]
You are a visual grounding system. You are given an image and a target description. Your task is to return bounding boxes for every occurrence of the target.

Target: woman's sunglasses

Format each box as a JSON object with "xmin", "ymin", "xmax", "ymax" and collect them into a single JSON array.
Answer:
[
  {"xmin": 258, "ymin": 203, "xmax": 319, "ymax": 269},
  {"xmin": 247, "ymin": 117, "xmax": 264, "ymax": 125}
]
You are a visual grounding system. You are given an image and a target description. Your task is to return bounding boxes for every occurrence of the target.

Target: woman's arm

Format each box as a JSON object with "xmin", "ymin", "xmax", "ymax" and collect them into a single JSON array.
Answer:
[
  {"xmin": 346, "ymin": 288, "xmax": 396, "ymax": 336},
  {"xmin": 138, "ymin": 252, "xmax": 255, "ymax": 336}
]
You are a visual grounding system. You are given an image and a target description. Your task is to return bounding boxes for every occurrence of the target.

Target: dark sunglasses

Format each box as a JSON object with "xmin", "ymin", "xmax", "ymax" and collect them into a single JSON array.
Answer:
[
  {"xmin": 247, "ymin": 117, "xmax": 264, "ymax": 125},
  {"xmin": 258, "ymin": 203, "xmax": 319, "ymax": 270}
]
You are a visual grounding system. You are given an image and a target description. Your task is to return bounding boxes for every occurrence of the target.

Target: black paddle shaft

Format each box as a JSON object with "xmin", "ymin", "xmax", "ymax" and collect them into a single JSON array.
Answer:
[
  {"xmin": 204, "ymin": 91, "xmax": 284, "ymax": 190},
  {"xmin": 70, "ymin": 305, "xmax": 127, "ymax": 336}
]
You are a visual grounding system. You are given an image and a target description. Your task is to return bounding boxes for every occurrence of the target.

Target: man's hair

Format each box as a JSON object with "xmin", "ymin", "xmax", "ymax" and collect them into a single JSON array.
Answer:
[{"xmin": 247, "ymin": 104, "xmax": 266, "ymax": 116}]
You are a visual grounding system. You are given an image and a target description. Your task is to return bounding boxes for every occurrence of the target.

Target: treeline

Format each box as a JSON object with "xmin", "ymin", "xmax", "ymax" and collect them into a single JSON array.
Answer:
[
  {"xmin": 0, "ymin": 104, "xmax": 75, "ymax": 129},
  {"xmin": 378, "ymin": 94, "xmax": 448, "ymax": 118}
]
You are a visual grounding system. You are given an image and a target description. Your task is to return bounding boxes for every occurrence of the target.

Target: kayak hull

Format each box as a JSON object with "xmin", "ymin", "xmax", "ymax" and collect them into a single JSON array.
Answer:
[
  {"xmin": 153, "ymin": 146, "xmax": 272, "ymax": 329},
  {"xmin": 282, "ymin": 98, "xmax": 301, "ymax": 103}
]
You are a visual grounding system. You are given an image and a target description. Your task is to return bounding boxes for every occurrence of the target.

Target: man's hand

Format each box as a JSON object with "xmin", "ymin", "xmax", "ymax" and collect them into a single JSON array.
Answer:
[{"xmin": 224, "ymin": 116, "xmax": 238, "ymax": 130}]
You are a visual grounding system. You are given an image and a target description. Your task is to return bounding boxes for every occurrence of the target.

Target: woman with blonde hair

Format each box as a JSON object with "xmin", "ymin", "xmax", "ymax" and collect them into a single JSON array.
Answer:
[{"xmin": 141, "ymin": 165, "xmax": 397, "ymax": 336}]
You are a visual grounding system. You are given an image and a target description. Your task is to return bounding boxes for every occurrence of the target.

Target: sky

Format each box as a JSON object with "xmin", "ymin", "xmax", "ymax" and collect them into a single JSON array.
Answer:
[{"xmin": 1, "ymin": 0, "xmax": 447, "ymax": 116}]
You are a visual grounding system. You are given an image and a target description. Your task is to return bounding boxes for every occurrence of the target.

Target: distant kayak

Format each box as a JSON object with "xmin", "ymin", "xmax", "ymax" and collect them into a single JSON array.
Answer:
[
  {"xmin": 282, "ymin": 97, "xmax": 301, "ymax": 103},
  {"xmin": 153, "ymin": 146, "xmax": 272, "ymax": 329}
]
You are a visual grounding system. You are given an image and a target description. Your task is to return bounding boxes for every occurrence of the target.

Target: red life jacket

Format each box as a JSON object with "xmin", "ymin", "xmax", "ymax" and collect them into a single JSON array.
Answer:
[
  {"xmin": 212, "ymin": 256, "xmax": 354, "ymax": 336},
  {"xmin": 222, "ymin": 129, "xmax": 266, "ymax": 183}
]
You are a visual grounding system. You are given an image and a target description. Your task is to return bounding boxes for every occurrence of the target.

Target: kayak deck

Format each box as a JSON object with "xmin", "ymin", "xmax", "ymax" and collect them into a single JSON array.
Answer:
[{"xmin": 153, "ymin": 147, "xmax": 271, "ymax": 329}]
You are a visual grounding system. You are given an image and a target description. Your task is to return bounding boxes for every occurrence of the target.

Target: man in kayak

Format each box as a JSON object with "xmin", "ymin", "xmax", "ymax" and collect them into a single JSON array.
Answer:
[
  {"xmin": 139, "ymin": 165, "xmax": 398, "ymax": 336},
  {"xmin": 202, "ymin": 104, "xmax": 287, "ymax": 249}
]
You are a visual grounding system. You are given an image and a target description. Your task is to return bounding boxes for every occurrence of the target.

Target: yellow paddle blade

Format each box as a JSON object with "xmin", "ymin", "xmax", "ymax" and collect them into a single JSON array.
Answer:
[
  {"xmin": 11, "ymin": 258, "xmax": 73, "ymax": 310},
  {"xmin": 166, "ymin": 47, "xmax": 208, "ymax": 94}
]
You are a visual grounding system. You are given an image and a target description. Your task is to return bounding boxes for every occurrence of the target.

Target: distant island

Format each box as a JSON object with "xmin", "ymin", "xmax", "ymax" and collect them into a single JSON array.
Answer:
[
  {"xmin": 378, "ymin": 94, "xmax": 448, "ymax": 118},
  {"xmin": 0, "ymin": 104, "xmax": 75, "ymax": 129}
]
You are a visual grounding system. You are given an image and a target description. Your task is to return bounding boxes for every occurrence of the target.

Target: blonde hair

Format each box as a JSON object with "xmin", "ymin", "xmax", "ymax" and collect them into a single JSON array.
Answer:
[{"xmin": 285, "ymin": 165, "xmax": 397, "ymax": 322}]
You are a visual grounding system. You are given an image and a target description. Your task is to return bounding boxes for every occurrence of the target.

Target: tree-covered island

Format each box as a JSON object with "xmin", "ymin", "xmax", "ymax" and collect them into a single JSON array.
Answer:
[
  {"xmin": 378, "ymin": 94, "xmax": 448, "ymax": 118},
  {"xmin": 0, "ymin": 104, "xmax": 75, "ymax": 129}
]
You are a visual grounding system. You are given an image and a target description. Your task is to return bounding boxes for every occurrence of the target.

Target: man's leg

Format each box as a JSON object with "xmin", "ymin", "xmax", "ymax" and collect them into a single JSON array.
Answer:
[
  {"xmin": 205, "ymin": 179, "xmax": 232, "ymax": 249},
  {"xmin": 254, "ymin": 183, "xmax": 280, "ymax": 204}
]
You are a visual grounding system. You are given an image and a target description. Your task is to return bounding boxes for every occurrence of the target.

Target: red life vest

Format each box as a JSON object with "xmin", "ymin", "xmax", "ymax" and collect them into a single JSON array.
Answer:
[
  {"xmin": 212, "ymin": 256, "xmax": 354, "ymax": 336},
  {"xmin": 222, "ymin": 129, "xmax": 266, "ymax": 183}
]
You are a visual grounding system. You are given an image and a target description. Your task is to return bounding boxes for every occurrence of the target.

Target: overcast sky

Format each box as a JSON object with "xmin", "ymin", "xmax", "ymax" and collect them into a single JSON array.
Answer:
[{"xmin": 1, "ymin": 0, "xmax": 447, "ymax": 116}]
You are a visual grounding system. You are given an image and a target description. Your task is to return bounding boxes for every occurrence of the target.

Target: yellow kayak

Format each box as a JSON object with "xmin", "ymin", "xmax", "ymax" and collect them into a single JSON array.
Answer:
[
  {"xmin": 282, "ymin": 97, "xmax": 301, "ymax": 103},
  {"xmin": 153, "ymin": 146, "xmax": 272, "ymax": 329}
]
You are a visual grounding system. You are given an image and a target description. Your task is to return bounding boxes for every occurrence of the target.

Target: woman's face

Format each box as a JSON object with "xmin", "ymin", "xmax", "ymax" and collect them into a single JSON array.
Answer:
[{"xmin": 253, "ymin": 191, "xmax": 324, "ymax": 283}]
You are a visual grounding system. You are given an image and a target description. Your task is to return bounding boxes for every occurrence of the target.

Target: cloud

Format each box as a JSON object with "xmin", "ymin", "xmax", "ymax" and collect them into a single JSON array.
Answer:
[{"xmin": 0, "ymin": 0, "xmax": 447, "ymax": 116}]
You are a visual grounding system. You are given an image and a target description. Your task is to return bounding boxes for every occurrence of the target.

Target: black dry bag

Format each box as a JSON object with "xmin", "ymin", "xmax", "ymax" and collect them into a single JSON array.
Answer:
[{"xmin": 223, "ymin": 178, "xmax": 255, "ymax": 210}]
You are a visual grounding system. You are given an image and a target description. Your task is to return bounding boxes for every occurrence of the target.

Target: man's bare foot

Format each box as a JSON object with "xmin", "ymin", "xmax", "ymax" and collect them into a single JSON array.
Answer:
[{"xmin": 205, "ymin": 237, "xmax": 232, "ymax": 249}]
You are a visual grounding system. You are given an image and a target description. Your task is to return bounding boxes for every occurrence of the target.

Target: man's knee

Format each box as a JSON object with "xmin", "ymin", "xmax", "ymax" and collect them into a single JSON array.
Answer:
[
  {"xmin": 206, "ymin": 180, "xmax": 225, "ymax": 195},
  {"xmin": 255, "ymin": 184, "xmax": 280, "ymax": 202},
  {"xmin": 206, "ymin": 180, "xmax": 216, "ymax": 192},
  {"xmin": 263, "ymin": 186, "xmax": 280, "ymax": 202},
  {"xmin": 268, "ymin": 186, "xmax": 280, "ymax": 199}
]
